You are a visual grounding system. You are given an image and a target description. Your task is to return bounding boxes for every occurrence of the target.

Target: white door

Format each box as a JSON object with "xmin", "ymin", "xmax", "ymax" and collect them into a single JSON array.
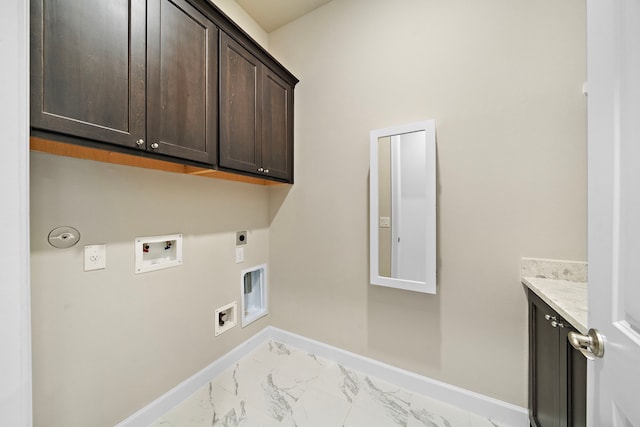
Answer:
[
  {"xmin": 0, "ymin": 0, "xmax": 32, "ymax": 426},
  {"xmin": 587, "ymin": 0, "xmax": 640, "ymax": 425}
]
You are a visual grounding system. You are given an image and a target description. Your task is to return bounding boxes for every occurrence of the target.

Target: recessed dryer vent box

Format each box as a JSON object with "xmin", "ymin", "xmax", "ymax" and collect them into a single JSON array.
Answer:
[
  {"xmin": 135, "ymin": 234, "xmax": 183, "ymax": 274},
  {"xmin": 241, "ymin": 264, "xmax": 267, "ymax": 327}
]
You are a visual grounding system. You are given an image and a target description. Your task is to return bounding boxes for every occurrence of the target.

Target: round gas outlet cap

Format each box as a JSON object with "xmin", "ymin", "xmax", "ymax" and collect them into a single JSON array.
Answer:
[{"xmin": 48, "ymin": 226, "xmax": 81, "ymax": 249}]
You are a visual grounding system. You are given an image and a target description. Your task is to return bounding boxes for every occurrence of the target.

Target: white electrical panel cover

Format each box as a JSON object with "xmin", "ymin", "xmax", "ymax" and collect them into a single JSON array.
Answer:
[{"xmin": 135, "ymin": 234, "xmax": 183, "ymax": 274}]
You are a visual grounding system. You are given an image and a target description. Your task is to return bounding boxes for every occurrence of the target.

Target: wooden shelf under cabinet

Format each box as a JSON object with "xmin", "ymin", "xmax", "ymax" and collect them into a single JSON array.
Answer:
[{"xmin": 30, "ymin": 137, "xmax": 282, "ymax": 186}]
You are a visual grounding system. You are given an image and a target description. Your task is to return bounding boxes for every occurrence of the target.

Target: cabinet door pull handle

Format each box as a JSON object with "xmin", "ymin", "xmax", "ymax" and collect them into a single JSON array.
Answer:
[
  {"xmin": 545, "ymin": 314, "xmax": 556, "ymax": 321},
  {"xmin": 150, "ymin": 142, "xmax": 159, "ymax": 149},
  {"xmin": 257, "ymin": 168, "xmax": 264, "ymax": 172},
  {"xmin": 264, "ymin": 169, "xmax": 269, "ymax": 174},
  {"xmin": 136, "ymin": 139, "xmax": 145, "ymax": 146},
  {"xmin": 550, "ymin": 320, "xmax": 564, "ymax": 328}
]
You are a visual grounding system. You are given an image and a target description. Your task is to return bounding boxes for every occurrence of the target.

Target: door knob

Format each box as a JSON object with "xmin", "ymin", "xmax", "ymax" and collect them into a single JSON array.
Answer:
[{"xmin": 568, "ymin": 328, "xmax": 605, "ymax": 360}]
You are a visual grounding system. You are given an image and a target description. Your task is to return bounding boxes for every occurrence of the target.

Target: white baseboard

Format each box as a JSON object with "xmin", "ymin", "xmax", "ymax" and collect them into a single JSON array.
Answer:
[
  {"xmin": 116, "ymin": 326, "xmax": 528, "ymax": 427},
  {"xmin": 115, "ymin": 328, "xmax": 271, "ymax": 427},
  {"xmin": 269, "ymin": 327, "xmax": 528, "ymax": 426}
]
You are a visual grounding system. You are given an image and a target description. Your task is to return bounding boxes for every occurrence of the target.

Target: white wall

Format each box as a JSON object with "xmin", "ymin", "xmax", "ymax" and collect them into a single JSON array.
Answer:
[
  {"xmin": 0, "ymin": 0, "xmax": 31, "ymax": 426},
  {"xmin": 267, "ymin": 0, "xmax": 587, "ymax": 406}
]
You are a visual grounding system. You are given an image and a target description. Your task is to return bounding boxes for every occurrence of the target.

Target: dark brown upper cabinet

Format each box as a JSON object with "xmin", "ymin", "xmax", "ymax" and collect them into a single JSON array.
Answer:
[
  {"xmin": 31, "ymin": 0, "xmax": 217, "ymax": 165},
  {"xmin": 219, "ymin": 32, "xmax": 295, "ymax": 182},
  {"xmin": 146, "ymin": 0, "xmax": 217, "ymax": 164},
  {"xmin": 31, "ymin": 0, "xmax": 297, "ymax": 182},
  {"xmin": 30, "ymin": 0, "xmax": 147, "ymax": 148}
]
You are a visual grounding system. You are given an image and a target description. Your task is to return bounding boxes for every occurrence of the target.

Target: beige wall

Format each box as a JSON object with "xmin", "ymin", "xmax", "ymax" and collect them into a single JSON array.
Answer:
[
  {"xmin": 29, "ymin": 3, "xmax": 269, "ymax": 427},
  {"xmin": 209, "ymin": 0, "xmax": 268, "ymax": 48},
  {"xmin": 267, "ymin": 0, "xmax": 586, "ymax": 406},
  {"xmin": 30, "ymin": 153, "xmax": 271, "ymax": 426},
  {"xmin": 29, "ymin": 0, "xmax": 586, "ymax": 424}
]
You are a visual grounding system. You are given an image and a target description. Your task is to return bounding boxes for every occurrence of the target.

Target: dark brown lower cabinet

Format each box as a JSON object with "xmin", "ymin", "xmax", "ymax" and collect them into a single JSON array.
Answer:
[{"xmin": 528, "ymin": 289, "xmax": 587, "ymax": 427}]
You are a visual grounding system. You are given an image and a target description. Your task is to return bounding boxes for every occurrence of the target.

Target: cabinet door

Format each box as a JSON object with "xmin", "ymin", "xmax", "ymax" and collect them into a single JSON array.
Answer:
[
  {"xmin": 562, "ymin": 326, "xmax": 588, "ymax": 427},
  {"xmin": 261, "ymin": 67, "xmax": 294, "ymax": 182},
  {"xmin": 529, "ymin": 293, "xmax": 561, "ymax": 427},
  {"xmin": 219, "ymin": 32, "xmax": 262, "ymax": 175},
  {"xmin": 30, "ymin": 0, "xmax": 146, "ymax": 148},
  {"xmin": 146, "ymin": 0, "xmax": 217, "ymax": 164}
]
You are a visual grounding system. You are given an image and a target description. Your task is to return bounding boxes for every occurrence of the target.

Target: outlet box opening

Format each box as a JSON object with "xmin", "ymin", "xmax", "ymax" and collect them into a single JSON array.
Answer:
[{"xmin": 214, "ymin": 301, "xmax": 237, "ymax": 336}]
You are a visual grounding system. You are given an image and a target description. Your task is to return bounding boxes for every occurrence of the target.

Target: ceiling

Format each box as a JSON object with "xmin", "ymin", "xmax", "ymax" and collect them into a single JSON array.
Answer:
[{"xmin": 234, "ymin": 0, "xmax": 333, "ymax": 32}]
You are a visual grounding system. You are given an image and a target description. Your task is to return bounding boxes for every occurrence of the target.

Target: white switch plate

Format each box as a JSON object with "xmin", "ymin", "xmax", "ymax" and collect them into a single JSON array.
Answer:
[
  {"xmin": 84, "ymin": 244, "xmax": 106, "ymax": 271},
  {"xmin": 379, "ymin": 217, "xmax": 391, "ymax": 228},
  {"xmin": 235, "ymin": 247, "xmax": 244, "ymax": 263}
]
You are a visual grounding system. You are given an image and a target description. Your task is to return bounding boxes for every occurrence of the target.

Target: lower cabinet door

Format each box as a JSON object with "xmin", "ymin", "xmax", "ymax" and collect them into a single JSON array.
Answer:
[
  {"xmin": 563, "ymin": 325, "xmax": 587, "ymax": 427},
  {"xmin": 530, "ymin": 290, "xmax": 561, "ymax": 427}
]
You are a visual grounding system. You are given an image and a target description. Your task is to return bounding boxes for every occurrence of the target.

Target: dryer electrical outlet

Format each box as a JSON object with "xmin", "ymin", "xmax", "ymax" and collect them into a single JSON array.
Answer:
[{"xmin": 236, "ymin": 231, "xmax": 247, "ymax": 246}]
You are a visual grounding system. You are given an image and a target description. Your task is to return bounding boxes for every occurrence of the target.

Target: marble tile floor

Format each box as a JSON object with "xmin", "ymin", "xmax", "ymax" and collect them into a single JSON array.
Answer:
[{"xmin": 149, "ymin": 340, "xmax": 511, "ymax": 427}]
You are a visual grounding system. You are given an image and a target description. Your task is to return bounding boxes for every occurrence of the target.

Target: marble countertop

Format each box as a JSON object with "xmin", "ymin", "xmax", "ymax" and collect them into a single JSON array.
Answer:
[{"xmin": 522, "ymin": 276, "xmax": 588, "ymax": 334}]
